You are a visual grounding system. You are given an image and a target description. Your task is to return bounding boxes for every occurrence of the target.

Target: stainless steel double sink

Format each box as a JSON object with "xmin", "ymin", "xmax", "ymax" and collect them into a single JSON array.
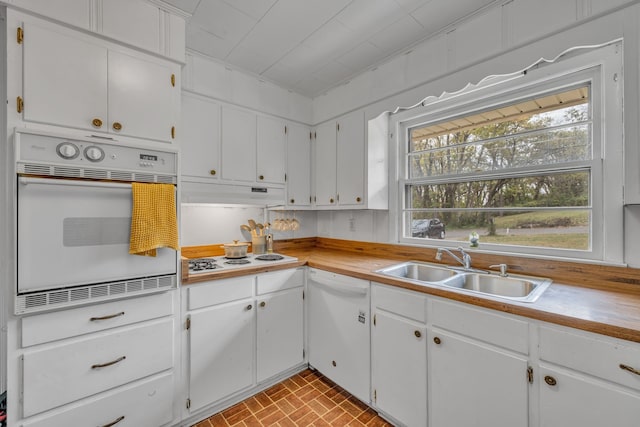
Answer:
[{"xmin": 375, "ymin": 261, "xmax": 552, "ymax": 303}]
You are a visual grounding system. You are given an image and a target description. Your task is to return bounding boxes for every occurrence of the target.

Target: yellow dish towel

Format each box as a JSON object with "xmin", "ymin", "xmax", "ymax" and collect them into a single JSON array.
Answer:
[{"xmin": 129, "ymin": 182, "xmax": 179, "ymax": 257}]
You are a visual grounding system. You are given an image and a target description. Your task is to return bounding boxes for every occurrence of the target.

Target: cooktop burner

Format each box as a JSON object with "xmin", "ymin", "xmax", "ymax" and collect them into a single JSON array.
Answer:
[
  {"xmin": 254, "ymin": 254, "xmax": 285, "ymax": 261},
  {"xmin": 188, "ymin": 258, "xmax": 221, "ymax": 271}
]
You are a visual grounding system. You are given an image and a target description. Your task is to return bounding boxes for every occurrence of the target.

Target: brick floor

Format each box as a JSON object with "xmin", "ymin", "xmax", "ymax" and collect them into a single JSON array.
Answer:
[{"xmin": 192, "ymin": 369, "xmax": 393, "ymax": 427}]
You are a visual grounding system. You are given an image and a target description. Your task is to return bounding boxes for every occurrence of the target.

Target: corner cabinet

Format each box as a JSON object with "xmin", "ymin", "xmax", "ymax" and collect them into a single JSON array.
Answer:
[
  {"xmin": 184, "ymin": 269, "xmax": 305, "ymax": 418},
  {"xmin": 286, "ymin": 123, "xmax": 312, "ymax": 207},
  {"xmin": 313, "ymin": 110, "xmax": 387, "ymax": 209},
  {"xmin": 9, "ymin": 11, "xmax": 180, "ymax": 144}
]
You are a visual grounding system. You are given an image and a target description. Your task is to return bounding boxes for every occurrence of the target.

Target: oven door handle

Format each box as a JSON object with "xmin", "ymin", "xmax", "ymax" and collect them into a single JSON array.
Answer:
[{"xmin": 19, "ymin": 176, "xmax": 135, "ymax": 190}]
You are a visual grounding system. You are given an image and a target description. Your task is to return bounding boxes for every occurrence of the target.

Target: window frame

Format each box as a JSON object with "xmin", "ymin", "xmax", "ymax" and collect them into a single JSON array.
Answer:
[{"xmin": 389, "ymin": 42, "xmax": 623, "ymax": 263}]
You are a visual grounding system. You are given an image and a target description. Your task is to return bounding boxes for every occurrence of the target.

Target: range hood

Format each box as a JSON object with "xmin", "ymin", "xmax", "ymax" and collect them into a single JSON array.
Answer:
[{"xmin": 180, "ymin": 180, "xmax": 285, "ymax": 206}]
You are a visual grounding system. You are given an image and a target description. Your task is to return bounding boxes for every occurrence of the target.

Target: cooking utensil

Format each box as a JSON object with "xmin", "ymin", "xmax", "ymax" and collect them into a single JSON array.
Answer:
[
  {"xmin": 220, "ymin": 240, "xmax": 249, "ymax": 258},
  {"xmin": 256, "ymin": 223, "xmax": 264, "ymax": 235},
  {"xmin": 240, "ymin": 224, "xmax": 252, "ymax": 233}
]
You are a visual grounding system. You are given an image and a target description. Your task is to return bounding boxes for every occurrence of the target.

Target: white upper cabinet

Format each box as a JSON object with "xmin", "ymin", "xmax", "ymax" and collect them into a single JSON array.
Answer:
[
  {"xmin": 101, "ymin": 0, "xmax": 160, "ymax": 53},
  {"xmin": 257, "ymin": 116, "xmax": 286, "ymax": 185},
  {"xmin": 313, "ymin": 110, "xmax": 388, "ymax": 209},
  {"xmin": 181, "ymin": 93, "xmax": 221, "ymax": 180},
  {"xmin": 16, "ymin": 14, "xmax": 179, "ymax": 143},
  {"xmin": 8, "ymin": 0, "xmax": 185, "ymax": 61},
  {"xmin": 221, "ymin": 106, "xmax": 257, "ymax": 182},
  {"xmin": 286, "ymin": 123, "xmax": 312, "ymax": 207}
]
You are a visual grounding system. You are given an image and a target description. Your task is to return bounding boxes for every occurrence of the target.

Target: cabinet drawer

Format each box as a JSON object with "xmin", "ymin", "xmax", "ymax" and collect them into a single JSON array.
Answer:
[
  {"xmin": 22, "ymin": 372, "xmax": 174, "ymax": 427},
  {"xmin": 430, "ymin": 298, "xmax": 529, "ymax": 354},
  {"xmin": 22, "ymin": 292, "xmax": 173, "ymax": 347},
  {"xmin": 539, "ymin": 325, "xmax": 640, "ymax": 391},
  {"xmin": 23, "ymin": 318, "xmax": 173, "ymax": 417},
  {"xmin": 188, "ymin": 276, "xmax": 254, "ymax": 310},
  {"xmin": 372, "ymin": 282, "xmax": 426, "ymax": 323},
  {"xmin": 257, "ymin": 268, "xmax": 303, "ymax": 295}
]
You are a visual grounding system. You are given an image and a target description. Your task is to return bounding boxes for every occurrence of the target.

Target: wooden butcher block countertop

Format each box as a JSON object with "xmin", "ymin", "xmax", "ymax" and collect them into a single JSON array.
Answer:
[{"xmin": 182, "ymin": 237, "xmax": 640, "ymax": 343}]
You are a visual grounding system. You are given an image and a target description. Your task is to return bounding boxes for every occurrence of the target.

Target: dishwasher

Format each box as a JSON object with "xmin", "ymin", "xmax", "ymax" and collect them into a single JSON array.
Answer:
[{"xmin": 307, "ymin": 268, "xmax": 370, "ymax": 404}]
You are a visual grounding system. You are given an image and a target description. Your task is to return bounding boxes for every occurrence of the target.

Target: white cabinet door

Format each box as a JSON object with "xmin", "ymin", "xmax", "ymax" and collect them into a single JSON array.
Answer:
[
  {"xmin": 371, "ymin": 311, "xmax": 427, "ymax": 427},
  {"xmin": 337, "ymin": 111, "xmax": 365, "ymax": 207},
  {"xmin": 188, "ymin": 300, "xmax": 255, "ymax": 412},
  {"xmin": 101, "ymin": 0, "xmax": 160, "ymax": 53},
  {"xmin": 539, "ymin": 366, "xmax": 640, "ymax": 427},
  {"xmin": 257, "ymin": 116, "xmax": 286, "ymax": 184},
  {"xmin": 429, "ymin": 331, "xmax": 529, "ymax": 427},
  {"xmin": 314, "ymin": 121, "xmax": 337, "ymax": 207},
  {"xmin": 108, "ymin": 50, "xmax": 176, "ymax": 143},
  {"xmin": 181, "ymin": 94, "xmax": 220, "ymax": 180},
  {"xmin": 23, "ymin": 21, "xmax": 108, "ymax": 131},
  {"xmin": 257, "ymin": 287, "xmax": 304, "ymax": 383},
  {"xmin": 221, "ymin": 107, "xmax": 257, "ymax": 182},
  {"xmin": 286, "ymin": 123, "xmax": 311, "ymax": 207},
  {"xmin": 13, "ymin": 0, "xmax": 91, "ymax": 29}
]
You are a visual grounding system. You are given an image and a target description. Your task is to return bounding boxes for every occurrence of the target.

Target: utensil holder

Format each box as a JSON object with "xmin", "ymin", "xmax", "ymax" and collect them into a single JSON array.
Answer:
[{"xmin": 252, "ymin": 235, "xmax": 266, "ymax": 255}]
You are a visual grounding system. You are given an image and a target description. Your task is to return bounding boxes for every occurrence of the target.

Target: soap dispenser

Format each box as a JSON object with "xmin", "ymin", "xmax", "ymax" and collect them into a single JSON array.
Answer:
[{"xmin": 266, "ymin": 234, "xmax": 273, "ymax": 253}]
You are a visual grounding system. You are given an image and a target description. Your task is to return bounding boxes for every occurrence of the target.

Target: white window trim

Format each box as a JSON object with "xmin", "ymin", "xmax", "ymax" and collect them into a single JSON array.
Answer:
[{"xmin": 389, "ymin": 41, "xmax": 623, "ymax": 263}]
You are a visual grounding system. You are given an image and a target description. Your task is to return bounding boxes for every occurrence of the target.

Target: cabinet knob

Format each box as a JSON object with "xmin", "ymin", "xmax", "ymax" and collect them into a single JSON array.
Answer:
[
  {"xmin": 259, "ymin": 175, "xmax": 264, "ymax": 180},
  {"xmin": 112, "ymin": 122, "xmax": 122, "ymax": 131},
  {"xmin": 433, "ymin": 336, "xmax": 441, "ymax": 345},
  {"xmin": 332, "ymin": 360, "xmax": 337, "ymax": 367},
  {"xmin": 356, "ymin": 197, "xmax": 362, "ymax": 203},
  {"xmin": 246, "ymin": 304, "xmax": 253, "ymax": 311},
  {"xmin": 210, "ymin": 169, "xmax": 217, "ymax": 176},
  {"xmin": 329, "ymin": 198, "xmax": 334, "ymax": 203},
  {"xmin": 544, "ymin": 375, "xmax": 557, "ymax": 386},
  {"xmin": 92, "ymin": 118, "xmax": 103, "ymax": 128},
  {"xmin": 259, "ymin": 301, "xmax": 266, "ymax": 308},
  {"xmin": 414, "ymin": 330, "xmax": 422, "ymax": 338},
  {"xmin": 290, "ymin": 198, "xmax": 295, "ymax": 204}
]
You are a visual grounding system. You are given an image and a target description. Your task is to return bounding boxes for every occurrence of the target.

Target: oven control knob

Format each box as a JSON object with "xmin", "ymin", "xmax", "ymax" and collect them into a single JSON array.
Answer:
[
  {"xmin": 56, "ymin": 142, "xmax": 79, "ymax": 159},
  {"xmin": 84, "ymin": 146, "xmax": 105, "ymax": 162}
]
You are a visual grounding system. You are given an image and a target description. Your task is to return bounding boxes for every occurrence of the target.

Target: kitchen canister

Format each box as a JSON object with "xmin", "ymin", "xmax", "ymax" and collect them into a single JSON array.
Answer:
[{"xmin": 252, "ymin": 235, "xmax": 266, "ymax": 255}]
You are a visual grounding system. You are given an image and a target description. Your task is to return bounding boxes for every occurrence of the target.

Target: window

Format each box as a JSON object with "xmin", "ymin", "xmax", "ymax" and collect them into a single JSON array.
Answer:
[{"xmin": 393, "ymin": 43, "xmax": 623, "ymax": 261}]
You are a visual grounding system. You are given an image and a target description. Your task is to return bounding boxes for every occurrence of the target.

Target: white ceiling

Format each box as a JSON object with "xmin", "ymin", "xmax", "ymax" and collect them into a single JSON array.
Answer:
[{"xmin": 161, "ymin": 0, "xmax": 499, "ymax": 97}]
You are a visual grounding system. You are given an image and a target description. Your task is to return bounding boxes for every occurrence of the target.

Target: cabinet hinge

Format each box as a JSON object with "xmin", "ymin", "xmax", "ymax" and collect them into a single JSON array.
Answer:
[
  {"xmin": 285, "ymin": 173, "xmax": 287, "ymax": 182},
  {"xmin": 309, "ymin": 132, "xmax": 313, "ymax": 140},
  {"xmin": 302, "ymin": 290, "xmax": 305, "ymax": 300},
  {"xmin": 314, "ymin": 131, "xmax": 317, "ymax": 139},
  {"xmin": 303, "ymin": 349, "xmax": 305, "ymax": 358},
  {"xmin": 186, "ymin": 316, "xmax": 191, "ymax": 331},
  {"xmin": 171, "ymin": 126, "xmax": 176, "ymax": 139},
  {"xmin": 186, "ymin": 398, "xmax": 191, "ymax": 409},
  {"xmin": 336, "ymin": 123, "xmax": 340, "ymax": 132},
  {"xmin": 171, "ymin": 73, "xmax": 176, "ymax": 87},
  {"xmin": 373, "ymin": 314, "xmax": 376, "ymax": 326},
  {"xmin": 373, "ymin": 389, "xmax": 377, "ymax": 403},
  {"xmin": 16, "ymin": 96, "xmax": 23, "ymax": 113},
  {"xmin": 17, "ymin": 27, "xmax": 23, "ymax": 44},
  {"xmin": 285, "ymin": 125, "xmax": 288, "ymax": 135},
  {"xmin": 527, "ymin": 366, "xmax": 533, "ymax": 384},
  {"xmin": 336, "ymin": 194, "xmax": 340, "ymax": 202}
]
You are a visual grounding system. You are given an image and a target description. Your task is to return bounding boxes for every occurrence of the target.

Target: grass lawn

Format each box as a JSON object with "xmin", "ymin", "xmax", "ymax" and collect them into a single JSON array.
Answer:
[
  {"xmin": 451, "ymin": 233, "xmax": 589, "ymax": 250},
  {"xmin": 492, "ymin": 210, "xmax": 588, "ymax": 229}
]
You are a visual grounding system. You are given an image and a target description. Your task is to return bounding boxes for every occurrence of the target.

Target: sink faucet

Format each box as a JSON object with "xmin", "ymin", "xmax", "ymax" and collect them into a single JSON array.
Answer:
[{"xmin": 435, "ymin": 247, "xmax": 471, "ymax": 270}]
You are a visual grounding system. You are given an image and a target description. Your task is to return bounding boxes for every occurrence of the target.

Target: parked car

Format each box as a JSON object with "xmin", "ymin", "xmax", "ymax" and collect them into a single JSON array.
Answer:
[{"xmin": 412, "ymin": 218, "xmax": 446, "ymax": 239}]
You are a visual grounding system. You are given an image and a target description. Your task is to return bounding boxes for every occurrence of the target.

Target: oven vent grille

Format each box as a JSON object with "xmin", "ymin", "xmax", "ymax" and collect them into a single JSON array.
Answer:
[
  {"xmin": 15, "ymin": 274, "xmax": 177, "ymax": 314},
  {"xmin": 18, "ymin": 162, "xmax": 177, "ymax": 184}
]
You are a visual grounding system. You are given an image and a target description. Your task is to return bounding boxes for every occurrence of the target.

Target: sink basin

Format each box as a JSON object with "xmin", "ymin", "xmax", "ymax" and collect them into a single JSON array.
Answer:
[
  {"xmin": 444, "ymin": 273, "xmax": 551, "ymax": 302},
  {"xmin": 377, "ymin": 261, "xmax": 458, "ymax": 282},
  {"xmin": 375, "ymin": 261, "xmax": 551, "ymax": 303}
]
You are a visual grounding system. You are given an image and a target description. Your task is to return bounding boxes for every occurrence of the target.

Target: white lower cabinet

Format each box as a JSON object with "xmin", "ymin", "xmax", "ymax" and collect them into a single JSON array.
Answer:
[
  {"xmin": 537, "ymin": 324, "xmax": 640, "ymax": 426},
  {"xmin": 16, "ymin": 292, "xmax": 177, "ymax": 426},
  {"xmin": 428, "ymin": 298, "xmax": 530, "ymax": 427},
  {"xmin": 371, "ymin": 284, "xmax": 427, "ymax": 427},
  {"xmin": 185, "ymin": 269, "xmax": 304, "ymax": 415},
  {"xmin": 189, "ymin": 298, "xmax": 255, "ymax": 411}
]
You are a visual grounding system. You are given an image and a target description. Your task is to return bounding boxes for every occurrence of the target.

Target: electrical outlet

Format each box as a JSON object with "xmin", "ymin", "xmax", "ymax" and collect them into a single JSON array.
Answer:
[{"xmin": 349, "ymin": 217, "xmax": 356, "ymax": 232}]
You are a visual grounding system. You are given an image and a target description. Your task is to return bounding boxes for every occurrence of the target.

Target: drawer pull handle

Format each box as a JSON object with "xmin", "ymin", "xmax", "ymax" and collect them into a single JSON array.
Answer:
[
  {"xmin": 91, "ymin": 356, "xmax": 126, "ymax": 369},
  {"xmin": 90, "ymin": 311, "xmax": 125, "ymax": 321},
  {"xmin": 544, "ymin": 375, "xmax": 557, "ymax": 386},
  {"xmin": 620, "ymin": 364, "xmax": 640, "ymax": 376},
  {"xmin": 100, "ymin": 415, "xmax": 125, "ymax": 427}
]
